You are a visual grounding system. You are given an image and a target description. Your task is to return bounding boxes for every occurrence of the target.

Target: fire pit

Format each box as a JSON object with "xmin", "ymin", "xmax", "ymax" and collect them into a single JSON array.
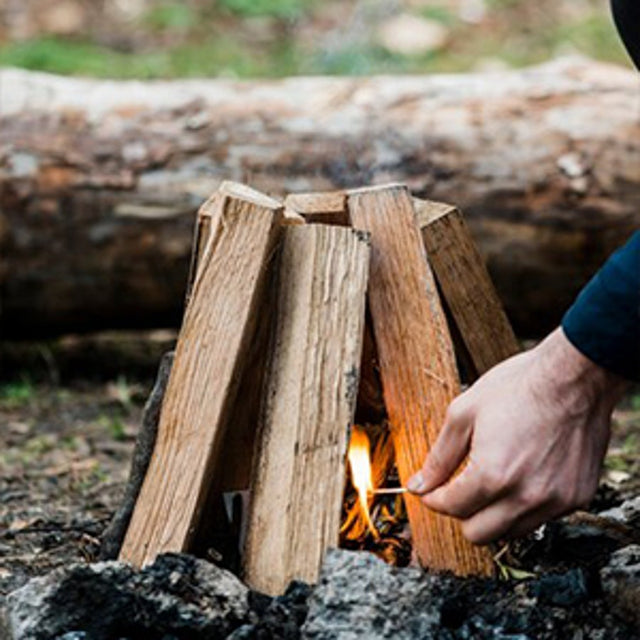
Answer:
[
  {"xmin": 107, "ymin": 181, "xmax": 518, "ymax": 589},
  {"xmin": 3, "ymin": 182, "xmax": 639, "ymax": 639}
]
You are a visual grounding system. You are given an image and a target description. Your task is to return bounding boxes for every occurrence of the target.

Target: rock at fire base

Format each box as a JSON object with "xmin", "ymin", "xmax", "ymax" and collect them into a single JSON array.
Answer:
[
  {"xmin": 6, "ymin": 553, "xmax": 249, "ymax": 640},
  {"xmin": 600, "ymin": 544, "xmax": 640, "ymax": 629},
  {"xmin": 599, "ymin": 496, "xmax": 640, "ymax": 527},
  {"xmin": 302, "ymin": 549, "xmax": 442, "ymax": 639}
]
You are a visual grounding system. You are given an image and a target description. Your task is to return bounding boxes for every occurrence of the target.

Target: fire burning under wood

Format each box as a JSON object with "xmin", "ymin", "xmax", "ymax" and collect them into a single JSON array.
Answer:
[
  {"xmin": 342, "ymin": 424, "xmax": 412, "ymax": 567},
  {"xmin": 117, "ymin": 181, "xmax": 519, "ymax": 588},
  {"xmin": 346, "ymin": 426, "xmax": 379, "ymax": 540}
]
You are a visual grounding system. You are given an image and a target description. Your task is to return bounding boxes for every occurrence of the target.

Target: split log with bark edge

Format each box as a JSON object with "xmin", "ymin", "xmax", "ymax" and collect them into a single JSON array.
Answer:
[
  {"xmin": 119, "ymin": 190, "xmax": 283, "ymax": 568},
  {"xmin": 2, "ymin": 60, "xmax": 639, "ymax": 339},
  {"xmin": 415, "ymin": 199, "xmax": 520, "ymax": 377},
  {"xmin": 243, "ymin": 224, "xmax": 370, "ymax": 595},
  {"xmin": 347, "ymin": 184, "xmax": 493, "ymax": 576}
]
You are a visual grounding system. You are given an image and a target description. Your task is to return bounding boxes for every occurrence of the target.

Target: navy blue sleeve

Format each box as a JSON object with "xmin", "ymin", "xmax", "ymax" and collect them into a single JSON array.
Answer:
[
  {"xmin": 611, "ymin": 0, "xmax": 640, "ymax": 70},
  {"xmin": 562, "ymin": 231, "xmax": 640, "ymax": 382}
]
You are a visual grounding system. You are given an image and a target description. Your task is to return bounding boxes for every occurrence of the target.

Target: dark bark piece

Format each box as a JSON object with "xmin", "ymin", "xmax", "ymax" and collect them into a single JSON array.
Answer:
[
  {"xmin": 99, "ymin": 351, "xmax": 174, "ymax": 560},
  {"xmin": 1, "ymin": 60, "xmax": 638, "ymax": 338}
]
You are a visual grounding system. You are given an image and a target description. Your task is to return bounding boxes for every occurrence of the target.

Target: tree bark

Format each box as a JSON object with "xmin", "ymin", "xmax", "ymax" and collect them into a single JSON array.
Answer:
[{"xmin": 1, "ymin": 58, "xmax": 638, "ymax": 338}]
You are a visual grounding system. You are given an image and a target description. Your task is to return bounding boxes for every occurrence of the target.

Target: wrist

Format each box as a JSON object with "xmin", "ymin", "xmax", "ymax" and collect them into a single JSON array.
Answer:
[{"xmin": 536, "ymin": 328, "xmax": 628, "ymax": 409}]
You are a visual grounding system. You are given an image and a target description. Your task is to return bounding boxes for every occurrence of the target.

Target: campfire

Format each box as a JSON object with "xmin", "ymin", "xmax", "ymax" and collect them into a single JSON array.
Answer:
[
  {"xmin": 342, "ymin": 424, "xmax": 412, "ymax": 566},
  {"xmin": 113, "ymin": 180, "xmax": 519, "ymax": 596}
]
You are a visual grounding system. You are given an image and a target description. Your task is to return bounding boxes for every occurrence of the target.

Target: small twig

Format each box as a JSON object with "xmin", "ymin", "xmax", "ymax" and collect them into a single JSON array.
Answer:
[{"xmin": 369, "ymin": 487, "xmax": 407, "ymax": 496}]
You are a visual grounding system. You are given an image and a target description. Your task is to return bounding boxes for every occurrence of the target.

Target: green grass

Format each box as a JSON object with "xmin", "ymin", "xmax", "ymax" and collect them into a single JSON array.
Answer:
[
  {"xmin": 0, "ymin": 38, "xmax": 163, "ymax": 77},
  {"xmin": 552, "ymin": 13, "xmax": 628, "ymax": 64},
  {"xmin": 99, "ymin": 415, "xmax": 127, "ymax": 441},
  {"xmin": 419, "ymin": 6, "xmax": 456, "ymax": 25},
  {"xmin": 0, "ymin": 379, "xmax": 36, "ymax": 408}
]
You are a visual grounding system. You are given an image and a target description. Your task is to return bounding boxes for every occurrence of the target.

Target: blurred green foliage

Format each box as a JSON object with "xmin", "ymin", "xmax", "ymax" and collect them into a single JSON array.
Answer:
[
  {"xmin": 218, "ymin": 0, "xmax": 314, "ymax": 18},
  {"xmin": 145, "ymin": 3, "xmax": 197, "ymax": 30},
  {"xmin": 0, "ymin": 1, "xmax": 630, "ymax": 78},
  {"xmin": 0, "ymin": 35, "xmax": 296, "ymax": 78},
  {"xmin": 0, "ymin": 378, "xmax": 36, "ymax": 408}
]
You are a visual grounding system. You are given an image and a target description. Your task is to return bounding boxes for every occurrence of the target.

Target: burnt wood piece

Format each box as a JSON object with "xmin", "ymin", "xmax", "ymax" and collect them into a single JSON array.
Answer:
[
  {"xmin": 2, "ymin": 61, "xmax": 639, "ymax": 339},
  {"xmin": 119, "ymin": 189, "xmax": 283, "ymax": 568},
  {"xmin": 347, "ymin": 184, "xmax": 493, "ymax": 576},
  {"xmin": 99, "ymin": 350, "xmax": 174, "ymax": 560},
  {"xmin": 243, "ymin": 224, "xmax": 370, "ymax": 595}
]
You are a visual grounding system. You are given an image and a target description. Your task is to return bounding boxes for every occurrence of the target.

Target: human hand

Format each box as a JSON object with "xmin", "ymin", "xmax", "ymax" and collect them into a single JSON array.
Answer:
[{"xmin": 407, "ymin": 328, "xmax": 628, "ymax": 544}]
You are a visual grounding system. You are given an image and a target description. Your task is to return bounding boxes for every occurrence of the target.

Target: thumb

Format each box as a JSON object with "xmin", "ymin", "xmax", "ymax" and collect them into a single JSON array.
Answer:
[{"xmin": 406, "ymin": 402, "xmax": 472, "ymax": 495}]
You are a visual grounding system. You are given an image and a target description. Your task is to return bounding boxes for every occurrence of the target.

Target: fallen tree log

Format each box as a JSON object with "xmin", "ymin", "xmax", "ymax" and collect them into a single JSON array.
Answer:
[{"xmin": 1, "ymin": 58, "xmax": 638, "ymax": 338}]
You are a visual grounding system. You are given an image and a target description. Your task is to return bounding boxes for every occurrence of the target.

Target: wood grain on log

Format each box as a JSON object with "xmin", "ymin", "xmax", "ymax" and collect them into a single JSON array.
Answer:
[
  {"xmin": 287, "ymin": 191, "xmax": 519, "ymax": 382},
  {"xmin": 284, "ymin": 192, "xmax": 349, "ymax": 226},
  {"xmin": 1, "ymin": 59, "xmax": 638, "ymax": 338},
  {"xmin": 186, "ymin": 181, "xmax": 288, "ymax": 494},
  {"xmin": 243, "ymin": 224, "xmax": 370, "ymax": 595},
  {"xmin": 119, "ymin": 190, "xmax": 282, "ymax": 568},
  {"xmin": 347, "ymin": 184, "xmax": 493, "ymax": 576},
  {"xmin": 416, "ymin": 199, "xmax": 520, "ymax": 377}
]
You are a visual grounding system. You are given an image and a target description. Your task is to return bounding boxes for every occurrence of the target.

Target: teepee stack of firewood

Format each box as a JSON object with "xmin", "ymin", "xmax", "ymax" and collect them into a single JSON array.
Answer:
[{"xmin": 117, "ymin": 181, "xmax": 518, "ymax": 595}]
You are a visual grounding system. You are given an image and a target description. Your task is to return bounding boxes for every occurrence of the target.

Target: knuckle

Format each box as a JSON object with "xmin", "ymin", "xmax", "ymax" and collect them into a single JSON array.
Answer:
[
  {"xmin": 547, "ymin": 488, "xmax": 571, "ymax": 512},
  {"xmin": 460, "ymin": 521, "xmax": 479, "ymax": 544},
  {"xmin": 426, "ymin": 449, "xmax": 445, "ymax": 475},
  {"xmin": 517, "ymin": 485, "xmax": 547, "ymax": 510},
  {"xmin": 574, "ymin": 479, "xmax": 598, "ymax": 509},
  {"xmin": 575, "ymin": 488, "xmax": 596, "ymax": 510},
  {"xmin": 445, "ymin": 398, "xmax": 466, "ymax": 426}
]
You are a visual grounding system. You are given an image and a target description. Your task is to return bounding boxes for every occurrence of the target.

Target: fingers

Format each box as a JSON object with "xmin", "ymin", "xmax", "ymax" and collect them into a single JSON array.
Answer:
[
  {"xmin": 459, "ymin": 500, "xmax": 520, "ymax": 545},
  {"xmin": 460, "ymin": 492, "xmax": 571, "ymax": 545},
  {"xmin": 406, "ymin": 401, "xmax": 472, "ymax": 495},
  {"xmin": 505, "ymin": 499, "xmax": 576, "ymax": 541},
  {"xmin": 420, "ymin": 462, "xmax": 498, "ymax": 520}
]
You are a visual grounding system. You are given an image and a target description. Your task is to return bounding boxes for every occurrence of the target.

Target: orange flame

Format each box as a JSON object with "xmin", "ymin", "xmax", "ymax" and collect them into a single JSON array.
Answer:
[{"xmin": 347, "ymin": 426, "xmax": 380, "ymax": 540}]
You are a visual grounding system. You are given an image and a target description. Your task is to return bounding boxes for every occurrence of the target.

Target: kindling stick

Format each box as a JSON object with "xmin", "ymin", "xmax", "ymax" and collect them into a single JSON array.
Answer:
[{"xmin": 369, "ymin": 487, "xmax": 408, "ymax": 496}]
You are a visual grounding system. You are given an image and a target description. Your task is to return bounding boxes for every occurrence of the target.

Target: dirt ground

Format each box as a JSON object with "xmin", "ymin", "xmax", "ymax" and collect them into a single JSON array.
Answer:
[
  {"xmin": 1, "ymin": 337, "xmax": 639, "ymax": 599},
  {"xmin": 0, "ymin": 375, "xmax": 146, "ymax": 596}
]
